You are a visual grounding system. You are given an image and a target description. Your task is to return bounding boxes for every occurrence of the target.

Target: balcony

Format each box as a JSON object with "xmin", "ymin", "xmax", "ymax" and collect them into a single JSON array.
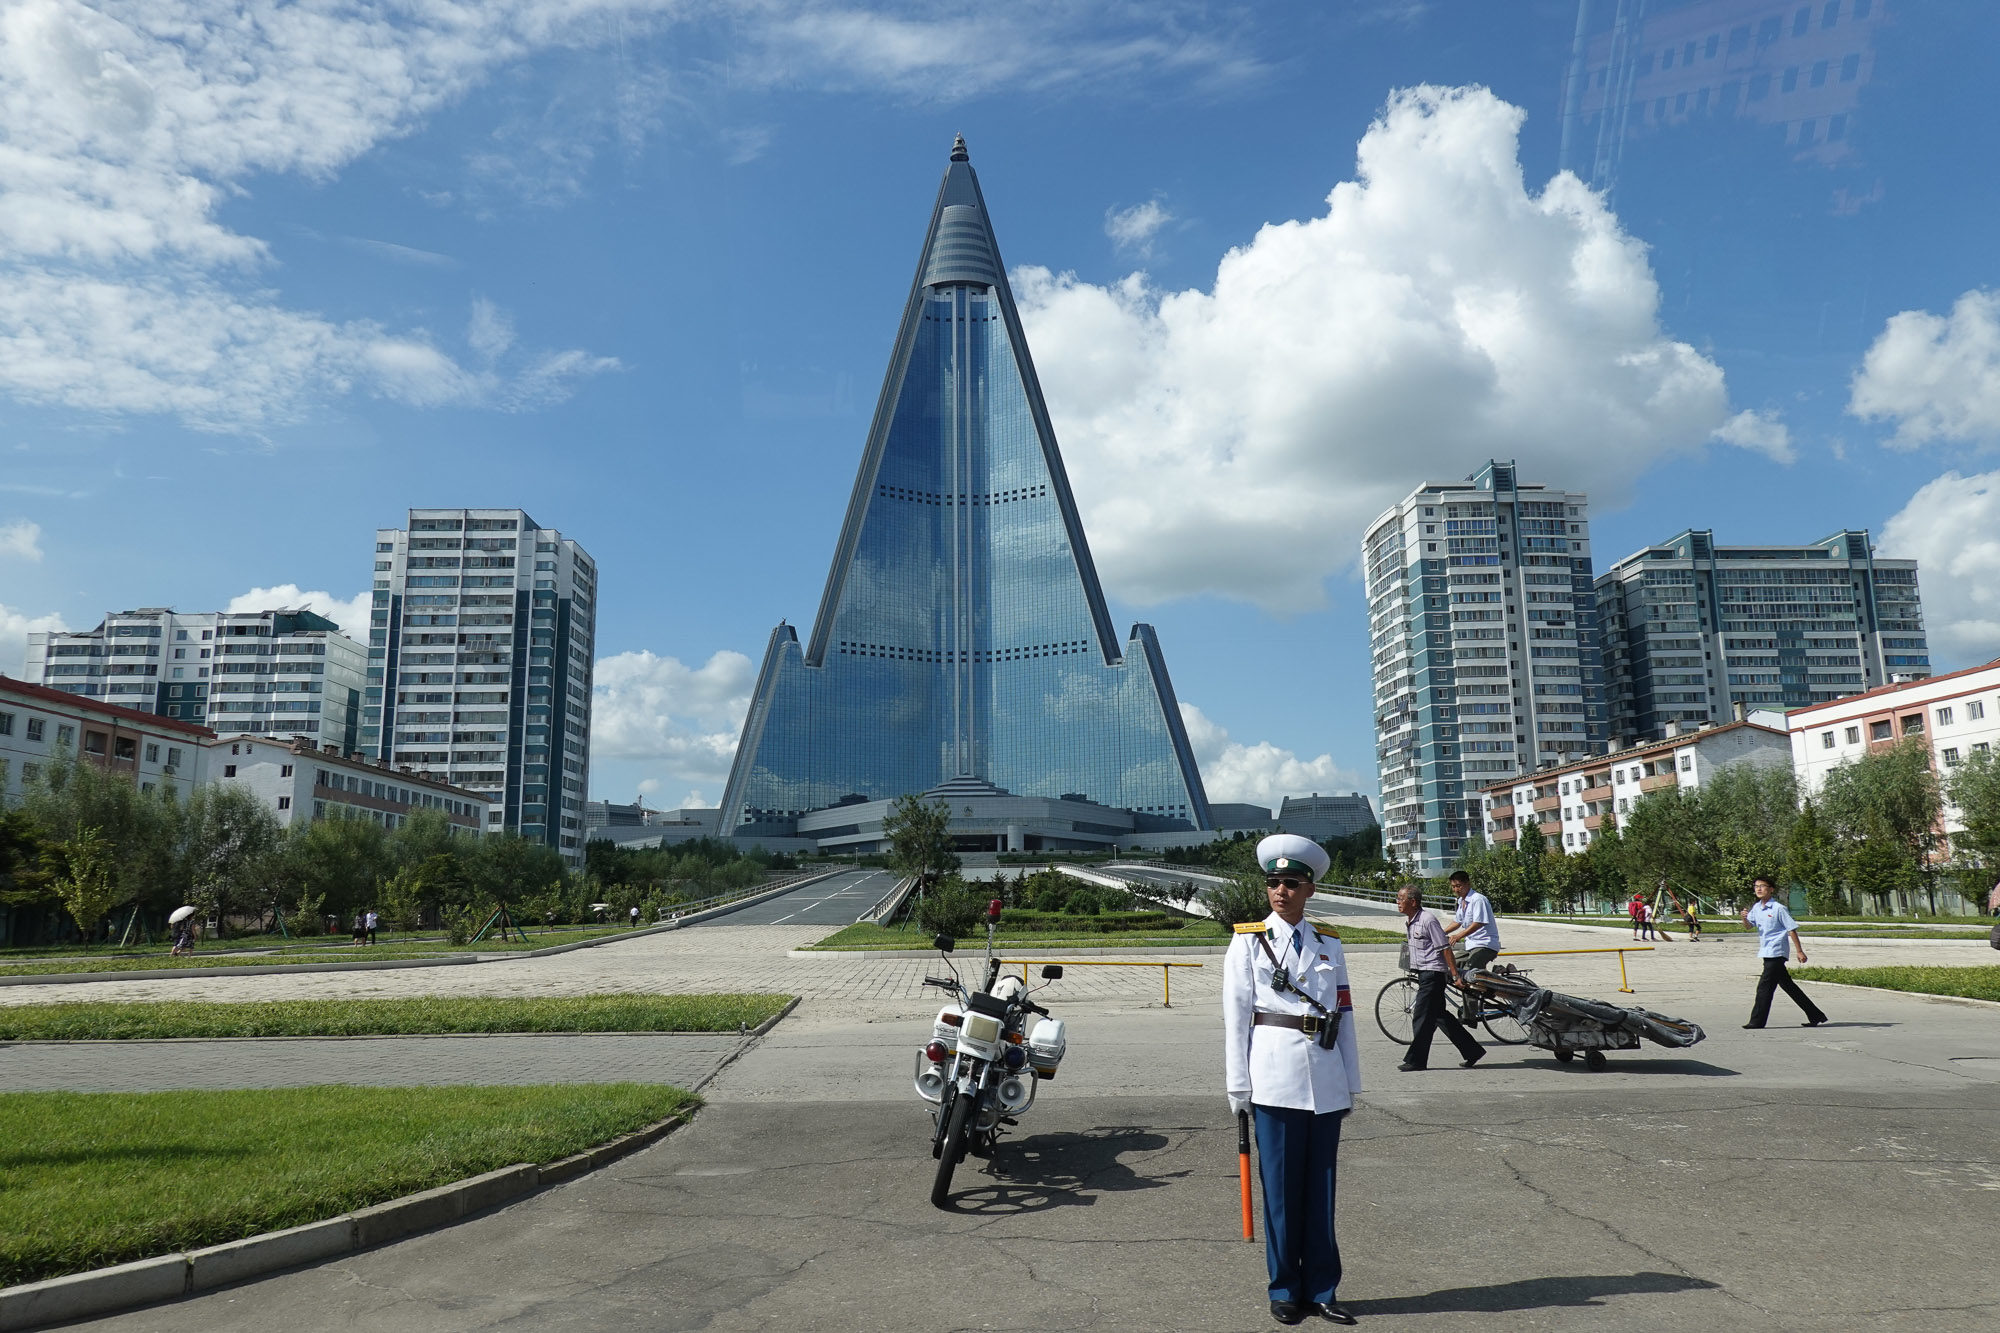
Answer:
[{"xmin": 1639, "ymin": 772, "xmax": 1679, "ymax": 793}]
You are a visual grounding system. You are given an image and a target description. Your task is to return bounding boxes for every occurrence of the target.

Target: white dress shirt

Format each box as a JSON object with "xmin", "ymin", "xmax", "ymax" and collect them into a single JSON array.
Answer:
[{"xmin": 1223, "ymin": 911, "xmax": 1362, "ymax": 1113}]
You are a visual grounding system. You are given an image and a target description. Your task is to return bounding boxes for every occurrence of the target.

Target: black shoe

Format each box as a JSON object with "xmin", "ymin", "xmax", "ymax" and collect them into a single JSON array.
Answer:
[
  {"xmin": 1460, "ymin": 1048, "xmax": 1485, "ymax": 1069},
  {"xmin": 1741, "ymin": 1023, "xmax": 1763, "ymax": 1030},
  {"xmin": 1396, "ymin": 1061, "xmax": 1425, "ymax": 1073},
  {"xmin": 1314, "ymin": 1304, "xmax": 1358, "ymax": 1325},
  {"xmin": 1271, "ymin": 1300, "xmax": 1307, "ymax": 1325},
  {"xmin": 1803, "ymin": 1016, "xmax": 1829, "ymax": 1027}
]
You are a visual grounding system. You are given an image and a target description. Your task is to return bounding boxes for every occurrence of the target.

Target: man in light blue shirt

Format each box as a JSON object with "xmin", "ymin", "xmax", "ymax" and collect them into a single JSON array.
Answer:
[
  {"xmin": 1445, "ymin": 871, "xmax": 1501, "ymax": 972},
  {"xmin": 1742, "ymin": 875, "xmax": 1828, "ymax": 1029}
]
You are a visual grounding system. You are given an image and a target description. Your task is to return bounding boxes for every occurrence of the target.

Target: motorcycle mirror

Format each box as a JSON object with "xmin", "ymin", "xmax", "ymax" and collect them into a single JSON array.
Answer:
[
  {"xmin": 934, "ymin": 934, "xmax": 956, "ymax": 953},
  {"xmin": 1040, "ymin": 964, "xmax": 1064, "ymax": 980},
  {"xmin": 987, "ymin": 898, "xmax": 1003, "ymax": 920}
]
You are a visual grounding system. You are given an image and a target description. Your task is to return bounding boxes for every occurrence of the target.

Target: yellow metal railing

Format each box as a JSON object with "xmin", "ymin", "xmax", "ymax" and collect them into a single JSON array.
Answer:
[
  {"xmin": 1495, "ymin": 946, "xmax": 1655, "ymax": 993},
  {"xmin": 1003, "ymin": 958, "xmax": 1205, "ymax": 1007}
]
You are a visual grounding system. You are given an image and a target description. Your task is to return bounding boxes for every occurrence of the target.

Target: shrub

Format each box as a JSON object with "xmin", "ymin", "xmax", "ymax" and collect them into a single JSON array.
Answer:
[
  {"xmin": 1202, "ymin": 874, "xmax": 1271, "ymax": 927},
  {"xmin": 913, "ymin": 878, "xmax": 984, "ymax": 940}
]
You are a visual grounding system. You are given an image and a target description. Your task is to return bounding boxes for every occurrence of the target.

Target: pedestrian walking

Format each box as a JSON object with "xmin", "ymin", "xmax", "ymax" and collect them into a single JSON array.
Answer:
[
  {"xmin": 1628, "ymin": 894, "xmax": 1645, "ymax": 941},
  {"xmin": 1395, "ymin": 884, "xmax": 1485, "ymax": 1075},
  {"xmin": 1680, "ymin": 896, "xmax": 1701, "ymax": 942},
  {"xmin": 364, "ymin": 909, "xmax": 378, "ymax": 945},
  {"xmin": 1444, "ymin": 871, "xmax": 1501, "ymax": 973},
  {"xmin": 1223, "ymin": 834, "xmax": 1360, "ymax": 1326},
  {"xmin": 351, "ymin": 912, "xmax": 365, "ymax": 945},
  {"xmin": 1742, "ymin": 876, "xmax": 1828, "ymax": 1029},
  {"xmin": 629, "ymin": 905, "xmax": 640, "ymax": 928}
]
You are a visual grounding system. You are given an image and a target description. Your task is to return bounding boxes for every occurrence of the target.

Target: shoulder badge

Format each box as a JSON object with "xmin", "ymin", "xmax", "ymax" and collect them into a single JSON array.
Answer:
[
  {"xmin": 1232, "ymin": 922, "xmax": 1266, "ymax": 934},
  {"xmin": 1310, "ymin": 921, "xmax": 1340, "ymax": 941}
]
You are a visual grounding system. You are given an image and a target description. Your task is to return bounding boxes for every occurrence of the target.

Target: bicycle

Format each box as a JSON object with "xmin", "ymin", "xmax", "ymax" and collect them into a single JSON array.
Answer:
[{"xmin": 1374, "ymin": 958, "xmax": 1530, "ymax": 1047}]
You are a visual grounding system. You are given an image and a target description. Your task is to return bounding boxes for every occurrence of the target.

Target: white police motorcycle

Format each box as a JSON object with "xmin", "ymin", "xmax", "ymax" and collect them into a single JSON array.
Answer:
[{"xmin": 916, "ymin": 898, "xmax": 1067, "ymax": 1208}]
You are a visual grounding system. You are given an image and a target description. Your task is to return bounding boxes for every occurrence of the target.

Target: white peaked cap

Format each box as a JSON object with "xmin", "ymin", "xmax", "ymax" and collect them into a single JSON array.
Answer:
[{"xmin": 1256, "ymin": 833, "xmax": 1329, "ymax": 882}]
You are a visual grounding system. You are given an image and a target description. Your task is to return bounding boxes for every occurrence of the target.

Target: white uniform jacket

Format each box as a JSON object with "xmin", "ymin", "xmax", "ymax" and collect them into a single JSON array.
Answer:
[{"xmin": 1223, "ymin": 912, "xmax": 1362, "ymax": 1113}]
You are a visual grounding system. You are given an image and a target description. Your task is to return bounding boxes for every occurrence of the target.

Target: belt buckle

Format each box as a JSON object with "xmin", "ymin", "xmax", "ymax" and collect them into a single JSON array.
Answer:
[{"xmin": 1301, "ymin": 1015, "xmax": 1320, "ymax": 1036}]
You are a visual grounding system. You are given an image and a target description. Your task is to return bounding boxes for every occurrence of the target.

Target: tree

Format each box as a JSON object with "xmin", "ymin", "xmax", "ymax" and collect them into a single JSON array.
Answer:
[
  {"xmin": 912, "ymin": 874, "xmax": 983, "ymax": 938},
  {"xmin": 52, "ymin": 826, "xmax": 120, "ymax": 940},
  {"xmin": 0, "ymin": 808, "xmax": 53, "ymax": 911},
  {"xmin": 1201, "ymin": 873, "xmax": 1272, "ymax": 927},
  {"xmin": 1785, "ymin": 799, "xmax": 1846, "ymax": 916},
  {"xmin": 1697, "ymin": 763, "xmax": 1797, "ymax": 904},
  {"xmin": 1945, "ymin": 748, "xmax": 2000, "ymax": 907},
  {"xmin": 1819, "ymin": 738, "xmax": 1944, "ymax": 911},
  {"xmin": 1619, "ymin": 788, "xmax": 1707, "ymax": 907},
  {"xmin": 22, "ymin": 751, "xmax": 182, "ymax": 919},
  {"xmin": 179, "ymin": 785, "xmax": 282, "ymax": 934},
  {"xmin": 275, "ymin": 815, "xmax": 388, "ymax": 925},
  {"xmin": 471, "ymin": 835, "xmax": 567, "ymax": 908},
  {"xmin": 884, "ymin": 795, "xmax": 959, "ymax": 886}
]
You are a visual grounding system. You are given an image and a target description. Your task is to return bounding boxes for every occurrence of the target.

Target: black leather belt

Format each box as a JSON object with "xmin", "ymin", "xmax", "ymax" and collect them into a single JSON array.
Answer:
[{"xmin": 1253, "ymin": 1011, "xmax": 1329, "ymax": 1035}]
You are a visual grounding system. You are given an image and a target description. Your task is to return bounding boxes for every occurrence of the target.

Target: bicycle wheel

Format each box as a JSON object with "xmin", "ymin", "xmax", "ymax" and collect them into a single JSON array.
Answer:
[
  {"xmin": 1375, "ymin": 976, "xmax": 1418, "ymax": 1045},
  {"xmin": 1482, "ymin": 1008, "xmax": 1529, "ymax": 1045}
]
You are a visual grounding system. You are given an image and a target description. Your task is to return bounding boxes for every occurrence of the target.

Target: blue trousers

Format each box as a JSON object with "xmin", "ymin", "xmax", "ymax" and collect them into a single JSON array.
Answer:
[{"xmin": 1253, "ymin": 1103, "xmax": 1345, "ymax": 1305}]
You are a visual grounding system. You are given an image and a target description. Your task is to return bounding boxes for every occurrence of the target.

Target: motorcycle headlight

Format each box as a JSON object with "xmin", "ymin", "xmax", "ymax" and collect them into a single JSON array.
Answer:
[{"xmin": 1002, "ymin": 1045, "xmax": 1026, "ymax": 1070}]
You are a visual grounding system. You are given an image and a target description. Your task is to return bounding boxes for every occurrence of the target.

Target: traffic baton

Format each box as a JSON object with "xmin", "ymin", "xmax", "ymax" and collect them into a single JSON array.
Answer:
[{"xmin": 1236, "ymin": 1109, "xmax": 1254, "ymax": 1241}]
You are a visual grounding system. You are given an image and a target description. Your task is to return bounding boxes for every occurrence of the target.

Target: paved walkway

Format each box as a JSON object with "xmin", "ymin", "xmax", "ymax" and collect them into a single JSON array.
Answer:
[{"xmin": 0, "ymin": 1033, "xmax": 744, "ymax": 1092}]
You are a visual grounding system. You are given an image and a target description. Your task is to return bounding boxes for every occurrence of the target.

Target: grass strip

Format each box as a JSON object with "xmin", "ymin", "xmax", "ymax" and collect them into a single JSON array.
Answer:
[
  {"xmin": 0, "ymin": 993, "xmax": 793, "ymax": 1041},
  {"xmin": 0, "ymin": 1083, "xmax": 693, "ymax": 1286},
  {"xmin": 0, "ymin": 929, "xmax": 650, "ymax": 977},
  {"xmin": 805, "ymin": 921, "xmax": 1403, "ymax": 951},
  {"xmin": 1791, "ymin": 965, "xmax": 2000, "ymax": 1003},
  {"xmin": 0, "ymin": 927, "xmax": 630, "ymax": 963}
]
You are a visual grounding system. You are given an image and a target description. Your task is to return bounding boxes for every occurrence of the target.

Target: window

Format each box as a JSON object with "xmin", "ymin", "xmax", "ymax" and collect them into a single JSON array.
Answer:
[
  {"xmin": 281, "ymin": 764, "xmax": 293, "ymax": 777},
  {"xmin": 223, "ymin": 764, "xmax": 237, "ymax": 778},
  {"xmin": 1782, "ymin": 66, "xmax": 1799, "ymax": 93},
  {"xmin": 1869, "ymin": 720, "xmax": 1892, "ymax": 741},
  {"xmin": 1943, "ymin": 748, "xmax": 1961, "ymax": 766},
  {"xmin": 1937, "ymin": 706, "xmax": 1955, "ymax": 727},
  {"xmin": 1845, "ymin": 726, "xmax": 1860, "ymax": 744},
  {"xmin": 1840, "ymin": 53, "xmax": 1860, "ymax": 81},
  {"xmin": 1976, "ymin": 743, "xmax": 1992, "ymax": 756},
  {"xmin": 167, "ymin": 747, "xmax": 181, "ymax": 769},
  {"xmin": 1615, "ymin": 770, "xmax": 1625, "ymax": 784},
  {"xmin": 1968, "ymin": 700, "xmax": 1986, "ymax": 721},
  {"xmin": 1679, "ymin": 755, "xmax": 1693, "ymax": 771},
  {"xmin": 1820, "ymin": 731, "xmax": 1834, "ymax": 749},
  {"xmin": 83, "ymin": 731, "xmax": 107, "ymax": 756},
  {"xmin": 145, "ymin": 743, "xmax": 159, "ymax": 763},
  {"xmin": 277, "ymin": 796, "xmax": 292, "ymax": 810},
  {"xmin": 56, "ymin": 724, "xmax": 74, "ymax": 747},
  {"xmin": 1901, "ymin": 714, "xmax": 1924, "ymax": 736}
]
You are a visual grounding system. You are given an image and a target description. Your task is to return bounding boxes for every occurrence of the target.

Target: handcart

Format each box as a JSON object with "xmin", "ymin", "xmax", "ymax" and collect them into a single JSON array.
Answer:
[{"xmin": 1462, "ymin": 965, "xmax": 1705, "ymax": 1070}]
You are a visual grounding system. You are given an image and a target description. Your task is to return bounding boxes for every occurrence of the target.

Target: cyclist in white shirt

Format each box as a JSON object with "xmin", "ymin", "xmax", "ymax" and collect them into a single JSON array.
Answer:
[{"xmin": 1445, "ymin": 871, "xmax": 1501, "ymax": 972}]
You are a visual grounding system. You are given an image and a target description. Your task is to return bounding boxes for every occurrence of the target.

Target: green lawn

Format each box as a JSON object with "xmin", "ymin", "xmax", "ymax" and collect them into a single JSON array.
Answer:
[
  {"xmin": 0, "ymin": 993, "xmax": 793, "ymax": 1041},
  {"xmin": 0, "ymin": 928, "xmax": 639, "ymax": 977},
  {"xmin": 0, "ymin": 926, "xmax": 627, "ymax": 962},
  {"xmin": 1791, "ymin": 965, "xmax": 2000, "ymax": 1003},
  {"xmin": 0, "ymin": 1084, "xmax": 693, "ymax": 1286},
  {"xmin": 805, "ymin": 919, "xmax": 1403, "ymax": 951},
  {"xmin": 1513, "ymin": 915, "xmax": 1989, "ymax": 939}
]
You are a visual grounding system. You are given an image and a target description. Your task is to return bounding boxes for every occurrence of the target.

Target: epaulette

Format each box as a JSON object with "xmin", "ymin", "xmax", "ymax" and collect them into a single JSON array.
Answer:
[
  {"xmin": 1232, "ymin": 922, "xmax": 1267, "ymax": 934},
  {"xmin": 1310, "ymin": 921, "xmax": 1340, "ymax": 941}
]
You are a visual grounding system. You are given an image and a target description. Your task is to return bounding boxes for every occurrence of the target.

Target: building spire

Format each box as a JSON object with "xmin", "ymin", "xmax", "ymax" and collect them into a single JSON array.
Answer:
[{"xmin": 951, "ymin": 133, "xmax": 968, "ymax": 163}]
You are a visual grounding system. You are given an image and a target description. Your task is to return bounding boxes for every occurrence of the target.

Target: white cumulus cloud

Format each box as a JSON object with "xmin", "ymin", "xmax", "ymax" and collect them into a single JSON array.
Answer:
[
  {"xmin": 1105, "ymin": 199, "xmax": 1173, "ymax": 257},
  {"xmin": 1880, "ymin": 470, "xmax": 2000, "ymax": 665},
  {"xmin": 0, "ymin": 520, "xmax": 44, "ymax": 561},
  {"xmin": 1850, "ymin": 289, "xmax": 2000, "ymax": 447},
  {"xmin": 590, "ymin": 649, "xmax": 756, "ymax": 797},
  {"xmin": 1712, "ymin": 408, "xmax": 1795, "ymax": 463},
  {"xmin": 0, "ymin": 603, "xmax": 69, "ymax": 676},
  {"xmin": 1181, "ymin": 703, "xmax": 1367, "ymax": 812},
  {"xmin": 1016, "ymin": 84, "xmax": 1737, "ymax": 611},
  {"xmin": 226, "ymin": 585, "xmax": 371, "ymax": 637}
]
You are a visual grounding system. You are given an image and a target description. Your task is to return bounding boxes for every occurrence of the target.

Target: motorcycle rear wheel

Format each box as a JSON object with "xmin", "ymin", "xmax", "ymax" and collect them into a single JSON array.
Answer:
[{"xmin": 930, "ymin": 1093, "xmax": 975, "ymax": 1209}]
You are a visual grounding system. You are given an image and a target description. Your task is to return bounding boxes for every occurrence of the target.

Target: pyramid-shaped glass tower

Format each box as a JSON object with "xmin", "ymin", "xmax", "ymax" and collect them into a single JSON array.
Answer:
[{"xmin": 720, "ymin": 137, "xmax": 1211, "ymax": 836}]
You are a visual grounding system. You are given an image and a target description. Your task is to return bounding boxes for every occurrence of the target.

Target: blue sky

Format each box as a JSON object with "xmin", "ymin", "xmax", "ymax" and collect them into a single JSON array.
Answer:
[{"xmin": 4, "ymin": 0, "xmax": 1999, "ymax": 814}]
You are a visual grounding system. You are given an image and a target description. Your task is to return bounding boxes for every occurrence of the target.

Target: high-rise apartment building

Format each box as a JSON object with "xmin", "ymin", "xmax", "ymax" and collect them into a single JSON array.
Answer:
[
  {"xmin": 1595, "ymin": 529, "xmax": 1927, "ymax": 746},
  {"xmin": 719, "ymin": 137, "xmax": 1210, "ymax": 839},
  {"xmin": 364, "ymin": 508, "xmax": 596, "ymax": 863},
  {"xmin": 1363, "ymin": 461, "xmax": 1608, "ymax": 875},
  {"xmin": 25, "ymin": 608, "xmax": 364, "ymax": 750}
]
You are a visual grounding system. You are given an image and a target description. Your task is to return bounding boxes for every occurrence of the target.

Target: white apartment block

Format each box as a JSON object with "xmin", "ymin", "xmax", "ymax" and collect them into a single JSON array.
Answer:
[
  {"xmin": 1, "ymin": 676, "xmax": 212, "ymax": 808},
  {"xmin": 26, "ymin": 608, "xmax": 366, "ymax": 750},
  {"xmin": 1481, "ymin": 711, "xmax": 1790, "ymax": 854},
  {"xmin": 364, "ymin": 508, "xmax": 596, "ymax": 864},
  {"xmin": 208, "ymin": 734, "xmax": 485, "ymax": 835},
  {"xmin": 1789, "ymin": 658, "xmax": 2000, "ymax": 845},
  {"xmin": 1363, "ymin": 460, "xmax": 1608, "ymax": 876}
]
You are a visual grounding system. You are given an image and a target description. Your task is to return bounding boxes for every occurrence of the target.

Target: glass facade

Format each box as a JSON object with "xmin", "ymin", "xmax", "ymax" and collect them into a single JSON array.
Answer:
[{"xmin": 721, "ymin": 141, "xmax": 1210, "ymax": 834}]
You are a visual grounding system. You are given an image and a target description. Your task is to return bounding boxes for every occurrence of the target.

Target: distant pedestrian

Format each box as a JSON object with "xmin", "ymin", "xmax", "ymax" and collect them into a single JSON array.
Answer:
[
  {"xmin": 1742, "ymin": 876, "xmax": 1828, "ymax": 1029},
  {"xmin": 629, "ymin": 905, "xmax": 640, "ymax": 928},
  {"xmin": 1395, "ymin": 885, "xmax": 1484, "ymax": 1074},
  {"xmin": 171, "ymin": 922, "xmax": 194, "ymax": 956},
  {"xmin": 351, "ymin": 913, "xmax": 365, "ymax": 945},
  {"xmin": 1628, "ymin": 895, "xmax": 1645, "ymax": 940},
  {"xmin": 1680, "ymin": 897, "xmax": 1701, "ymax": 942},
  {"xmin": 1989, "ymin": 880, "xmax": 2000, "ymax": 916},
  {"xmin": 364, "ymin": 910, "xmax": 378, "ymax": 945}
]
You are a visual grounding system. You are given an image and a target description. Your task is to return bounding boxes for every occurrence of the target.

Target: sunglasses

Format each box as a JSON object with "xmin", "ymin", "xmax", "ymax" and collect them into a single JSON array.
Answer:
[{"xmin": 1264, "ymin": 876, "xmax": 1310, "ymax": 890}]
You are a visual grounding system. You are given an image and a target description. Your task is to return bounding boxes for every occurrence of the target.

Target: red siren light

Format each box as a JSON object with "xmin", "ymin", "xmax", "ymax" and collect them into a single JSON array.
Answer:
[{"xmin": 988, "ymin": 898, "xmax": 1003, "ymax": 920}]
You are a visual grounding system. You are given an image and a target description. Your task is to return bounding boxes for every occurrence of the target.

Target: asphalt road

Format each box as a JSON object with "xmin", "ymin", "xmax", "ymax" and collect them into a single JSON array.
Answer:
[{"xmin": 694, "ymin": 869, "xmax": 894, "ymax": 928}]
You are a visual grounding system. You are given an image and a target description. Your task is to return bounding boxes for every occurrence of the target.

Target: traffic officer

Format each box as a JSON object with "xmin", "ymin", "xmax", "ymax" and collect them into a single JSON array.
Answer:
[{"xmin": 1224, "ymin": 834, "xmax": 1362, "ymax": 1326}]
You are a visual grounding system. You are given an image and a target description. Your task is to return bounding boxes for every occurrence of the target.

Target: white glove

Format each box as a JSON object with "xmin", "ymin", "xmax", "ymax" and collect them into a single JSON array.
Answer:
[{"xmin": 1228, "ymin": 1093, "xmax": 1251, "ymax": 1118}]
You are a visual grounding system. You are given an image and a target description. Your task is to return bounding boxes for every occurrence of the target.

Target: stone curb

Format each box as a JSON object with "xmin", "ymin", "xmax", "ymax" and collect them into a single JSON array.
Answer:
[
  {"xmin": 0, "ymin": 1114, "xmax": 698, "ymax": 1330},
  {"xmin": 1795, "ymin": 978, "xmax": 2000, "ymax": 1011},
  {"xmin": 0, "ymin": 870, "xmax": 848, "ymax": 989}
]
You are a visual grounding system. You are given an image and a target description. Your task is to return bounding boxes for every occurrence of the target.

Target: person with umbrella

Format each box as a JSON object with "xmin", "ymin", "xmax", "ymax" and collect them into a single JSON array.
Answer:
[{"xmin": 169, "ymin": 905, "xmax": 198, "ymax": 956}]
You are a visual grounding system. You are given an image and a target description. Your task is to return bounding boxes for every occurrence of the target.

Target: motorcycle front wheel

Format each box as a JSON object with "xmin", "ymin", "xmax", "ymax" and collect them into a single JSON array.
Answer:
[
  {"xmin": 1374, "ymin": 976, "xmax": 1418, "ymax": 1046},
  {"xmin": 930, "ymin": 1092, "xmax": 975, "ymax": 1209}
]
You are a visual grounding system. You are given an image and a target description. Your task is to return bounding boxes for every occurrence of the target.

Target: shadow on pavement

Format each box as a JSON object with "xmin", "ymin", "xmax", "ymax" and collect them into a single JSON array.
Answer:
[
  {"xmin": 1346, "ymin": 1270, "xmax": 1718, "ymax": 1316},
  {"xmin": 1531, "ymin": 1058, "xmax": 1740, "ymax": 1077},
  {"xmin": 948, "ymin": 1126, "xmax": 1176, "ymax": 1213}
]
